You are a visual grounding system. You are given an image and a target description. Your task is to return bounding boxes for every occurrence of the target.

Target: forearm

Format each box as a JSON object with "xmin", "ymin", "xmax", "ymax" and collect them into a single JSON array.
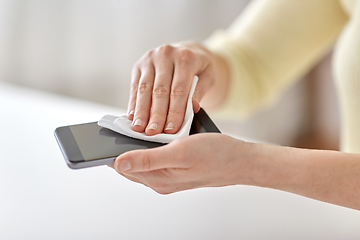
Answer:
[
  {"xmin": 244, "ymin": 142, "xmax": 360, "ymax": 210},
  {"xmin": 203, "ymin": 0, "xmax": 347, "ymax": 118}
]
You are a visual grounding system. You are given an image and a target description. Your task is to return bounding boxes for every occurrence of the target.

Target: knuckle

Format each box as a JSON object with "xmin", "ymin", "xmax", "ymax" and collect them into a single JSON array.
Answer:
[
  {"xmin": 138, "ymin": 82, "xmax": 152, "ymax": 93},
  {"xmin": 130, "ymin": 84, "xmax": 138, "ymax": 93},
  {"xmin": 171, "ymin": 85, "xmax": 187, "ymax": 97},
  {"xmin": 132, "ymin": 61, "xmax": 142, "ymax": 71},
  {"xmin": 177, "ymin": 48, "xmax": 196, "ymax": 64},
  {"xmin": 141, "ymin": 151, "xmax": 151, "ymax": 171},
  {"xmin": 144, "ymin": 49, "xmax": 154, "ymax": 59},
  {"xmin": 156, "ymin": 44, "xmax": 173, "ymax": 56},
  {"xmin": 153, "ymin": 85, "xmax": 170, "ymax": 97},
  {"xmin": 139, "ymin": 50, "xmax": 154, "ymax": 65}
]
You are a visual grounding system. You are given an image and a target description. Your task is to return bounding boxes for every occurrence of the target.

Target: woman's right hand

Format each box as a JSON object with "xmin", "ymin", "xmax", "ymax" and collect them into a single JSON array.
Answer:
[{"xmin": 127, "ymin": 41, "xmax": 228, "ymax": 136}]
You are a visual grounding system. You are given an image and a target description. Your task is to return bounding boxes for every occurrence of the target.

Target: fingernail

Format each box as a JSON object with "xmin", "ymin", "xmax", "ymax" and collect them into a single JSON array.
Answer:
[
  {"xmin": 128, "ymin": 110, "xmax": 134, "ymax": 116},
  {"xmin": 165, "ymin": 122, "xmax": 174, "ymax": 130},
  {"xmin": 133, "ymin": 118, "xmax": 142, "ymax": 126},
  {"xmin": 147, "ymin": 123, "xmax": 157, "ymax": 130},
  {"xmin": 119, "ymin": 160, "xmax": 131, "ymax": 172}
]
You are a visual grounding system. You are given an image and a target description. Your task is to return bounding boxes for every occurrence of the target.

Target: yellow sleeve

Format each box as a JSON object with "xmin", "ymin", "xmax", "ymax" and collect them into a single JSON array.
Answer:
[{"xmin": 204, "ymin": 0, "xmax": 348, "ymax": 119}]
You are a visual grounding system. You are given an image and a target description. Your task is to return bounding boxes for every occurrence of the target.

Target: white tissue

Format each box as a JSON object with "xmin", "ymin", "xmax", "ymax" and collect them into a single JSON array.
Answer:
[{"xmin": 98, "ymin": 76, "xmax": 198, "ymax": 143}]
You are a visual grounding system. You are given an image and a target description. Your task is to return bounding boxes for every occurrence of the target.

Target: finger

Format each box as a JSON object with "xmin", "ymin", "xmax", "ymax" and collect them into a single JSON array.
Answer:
[
  {"xmin": 132, "ymin": 65, "xmax": 155, "ymax": 133},
  {"xmin": 127, "ymin": 169, "xmax": 172, "ymax": 192},
  {"xmin": 164, "ymin": 50, "xmax": 196, "ymax": 134},
  {"xmin": 192, "ymin": 71, "xmax": 215, "ymax": 113},
  {"xmin": 119, "ymin": 172, "xmax": 143, "ymax": 184},
  {"xmin": 128, "ymin": 67, "xmax": 141, "ymax": 120},
  {"xmin": 127, "ymin": 170, "xmax": 198, "ymax": 195},
  {"xmin": 114, "ymin": 143, "xmax": 185, "ymax": 173},
  {"xmin": 109, "ymin": 163, "xmax": 144, "ymax": 184},
  {"xmin": 145, "ymin": 51, "xmax": 174, "ymax": 135}
]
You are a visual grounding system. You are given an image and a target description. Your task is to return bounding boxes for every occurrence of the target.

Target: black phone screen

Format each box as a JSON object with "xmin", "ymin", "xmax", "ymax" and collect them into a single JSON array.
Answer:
[
  {"xmin": 55, "ymin": 108, "xmax": 220, "ymax": 169},
  {"xmin": 69, "ymin": 123, "xmax": 163, "ymax": 162}
]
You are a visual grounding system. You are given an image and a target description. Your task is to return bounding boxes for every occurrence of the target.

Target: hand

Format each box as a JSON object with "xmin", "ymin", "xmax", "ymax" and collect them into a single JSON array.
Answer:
[
  {"xmin": 109, "ymin": 133, "xmax": 254, "ymax": 194},
  {"xmin": 128, "ymin": 41, "xmax": 220, "ymax": 136}
]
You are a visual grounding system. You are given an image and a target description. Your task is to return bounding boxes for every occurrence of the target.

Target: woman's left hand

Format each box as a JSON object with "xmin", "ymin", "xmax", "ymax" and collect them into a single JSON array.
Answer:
[{"xmin": 109, "ymin": 133, "xmax": 255, "ymax": 194}]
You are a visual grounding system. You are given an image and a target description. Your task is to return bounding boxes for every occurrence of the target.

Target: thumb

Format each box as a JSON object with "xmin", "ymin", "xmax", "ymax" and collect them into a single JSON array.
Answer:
[
  {"xmin": 192, "ymin": 97, "xmax": 200, "ymax": 113},
  {"xmin": 192, "ymin": 73, "xmax": 215, "ymax": 113},
  {"xmin": 114, "ymin": 143, "xmax": 181, "ymax": 173}
]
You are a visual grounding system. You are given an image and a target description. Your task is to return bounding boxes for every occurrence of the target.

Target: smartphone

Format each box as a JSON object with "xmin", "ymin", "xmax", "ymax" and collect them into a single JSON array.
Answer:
[{"xmin": 54, "ymin": 108, "xmax": 221, "ymax": 169}]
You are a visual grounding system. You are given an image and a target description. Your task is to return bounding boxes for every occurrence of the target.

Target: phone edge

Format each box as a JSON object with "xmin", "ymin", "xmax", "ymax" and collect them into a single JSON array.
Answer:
[{"xmin": 54, "ymin": 127, "xmax": 116, "ymax": 169}]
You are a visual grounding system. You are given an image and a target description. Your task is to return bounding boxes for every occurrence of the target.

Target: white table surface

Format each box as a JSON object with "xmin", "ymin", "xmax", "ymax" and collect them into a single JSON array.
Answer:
[{"xmin": 1, "ymin": 82, "xmax": 360, "ymax": 240}]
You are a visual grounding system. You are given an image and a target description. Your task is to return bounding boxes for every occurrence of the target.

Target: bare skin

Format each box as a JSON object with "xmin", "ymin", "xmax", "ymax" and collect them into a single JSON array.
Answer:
[
  {"xmin": 110, "ymin": 41, "xmax": 360, "ymax": 211},
  {"xmin": 110, "ymin": 133, "xmax": 360, "ymax": 210},
  {"xmin": 128, "ymin": 41, "xmax": 229, "ymax": 135}
]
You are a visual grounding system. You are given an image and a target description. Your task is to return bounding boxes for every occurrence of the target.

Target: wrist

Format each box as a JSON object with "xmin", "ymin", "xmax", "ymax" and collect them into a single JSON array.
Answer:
[
  {"xmin": 237, "ymin": 142, "xmax": 303, "ymax": 191},
  {"xmin": 229, "ymin": 140, "xmax": 264, "ymax": 186}
]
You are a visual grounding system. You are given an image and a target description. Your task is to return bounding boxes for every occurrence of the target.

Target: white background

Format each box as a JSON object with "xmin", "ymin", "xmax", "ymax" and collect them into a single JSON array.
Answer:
[{"xmin": 0, "ymin": 82, "xmax": 359, "ymax": 240}]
